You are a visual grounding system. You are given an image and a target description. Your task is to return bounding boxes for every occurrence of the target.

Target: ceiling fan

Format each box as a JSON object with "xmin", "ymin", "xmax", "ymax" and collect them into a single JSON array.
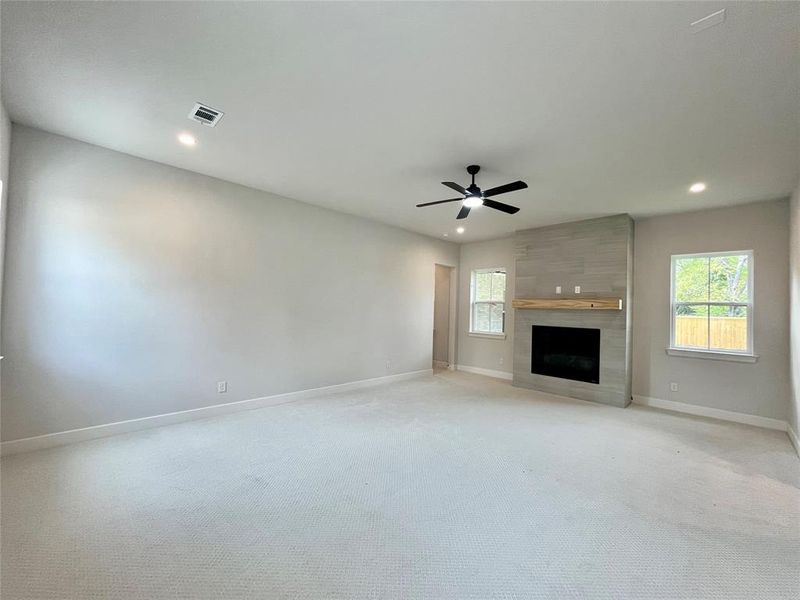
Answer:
[{"xmin": 416, "ymin": 165, "xmax": 527, "ymax": 220}]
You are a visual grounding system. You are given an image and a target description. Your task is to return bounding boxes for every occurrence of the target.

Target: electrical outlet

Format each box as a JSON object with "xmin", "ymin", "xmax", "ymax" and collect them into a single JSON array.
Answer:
[
  {"xmin": 385, "ymin": 360, "xmax": 391, "ymax": 371},
  {"xmin": 556, "ymin": 286, "xmax": 562, "ymax": 294},
  {"xmin": 217, "ymin": 381, "xmax": 227, "ymax": 394},
  {"xmin": 499, "ymin": 356, "xmax": 504, "ymax": 365},
  {"xmin": 574, "ymin": 286, "xmax": 581, "ymax": 294},
  {"xmin": 670, "ymin": 382, "xmax": 678, "ymax": 392}
]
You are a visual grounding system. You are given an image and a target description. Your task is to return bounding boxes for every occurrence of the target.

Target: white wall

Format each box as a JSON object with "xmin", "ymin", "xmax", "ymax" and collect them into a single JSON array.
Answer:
[
  {"xmin": 457, "ymin": 237, "xmax": 515, "ymax": 376},
  {"xmin": 1, "ymin": 126, "xmax": 459, "ymax": 442},
  {"xmin": 0, "ymin": 96, "xmax": 10, "ymax": 332},
  {"xmin": 789, "ymin": 185, "xmax": 799, "ymax": 440},
  {"xmin": 0, "ymin": 91, "xmax": 11, "ymax": 418},
  {"xmin": 633, "ymin": 200, "xmax": 790, "ymax": 420}
]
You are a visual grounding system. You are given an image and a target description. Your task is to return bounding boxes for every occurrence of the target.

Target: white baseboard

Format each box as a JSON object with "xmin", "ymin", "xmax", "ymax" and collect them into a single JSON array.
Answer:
[
  {"xmin": 632, "ymin": 395, "xmax": 788, "ymax": 432},
  {"xmin": 788, "ymin": 426, "xmax": 800, "ymax": 458},
  {"xmin": 455, "ymin": 364, "xmax": 513, "ymax": 381},
  {"xmin": 0, "ymin": 369, "xmax": 432, "ymax": 456}
]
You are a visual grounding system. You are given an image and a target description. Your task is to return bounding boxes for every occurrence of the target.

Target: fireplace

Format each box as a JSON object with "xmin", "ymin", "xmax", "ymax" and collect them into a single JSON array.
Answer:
[
  {"xmin": 531, "ymin": 325, "xmax": 600, "ymax": 384},
  {"xmin": 512, "ymin": 215, "xmax": 632, "ymax": 406}
]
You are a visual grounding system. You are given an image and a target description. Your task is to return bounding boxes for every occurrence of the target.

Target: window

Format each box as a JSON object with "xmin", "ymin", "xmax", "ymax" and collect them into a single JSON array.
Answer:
[
  {"xmin": 670, "ymin": 251, "xmax": 753, "ymax": 357},
  {"xmin": 470, "ymin": 268, "xmax": 506, "ymax": 335}
]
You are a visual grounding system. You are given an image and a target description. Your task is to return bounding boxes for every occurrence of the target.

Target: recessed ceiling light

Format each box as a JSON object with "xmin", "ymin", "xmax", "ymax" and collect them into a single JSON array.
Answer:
[
  {"xmin": 177, "ymin": 132, "xmax": 197, "ymax": 146},
  {"xmin": 456, "ymin": 227, "xmax": 465, "ymax": 234},
  {"xmin": 689, "ymin": 182, "xmax": 706, "ymax": 193},
  {"xmin": 443, "ymin": 233, "xmax": 449, "ymax": 237}
]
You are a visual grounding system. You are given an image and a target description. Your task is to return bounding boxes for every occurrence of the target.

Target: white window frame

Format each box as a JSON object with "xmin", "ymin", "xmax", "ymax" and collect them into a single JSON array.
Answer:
[
  {"xmin": 668, "ymin": 250, "xmax": 756, "ymax": 362},
  {"xmin": 469, "ymin": 268, "xmax": 507, "ymax": 339}
]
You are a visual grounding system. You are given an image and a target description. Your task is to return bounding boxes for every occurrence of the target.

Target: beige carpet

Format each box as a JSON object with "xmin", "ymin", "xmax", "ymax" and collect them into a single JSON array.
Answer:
[{"xmin": 2, "ymin": 371, "xmax": 798, "ymax": 599}]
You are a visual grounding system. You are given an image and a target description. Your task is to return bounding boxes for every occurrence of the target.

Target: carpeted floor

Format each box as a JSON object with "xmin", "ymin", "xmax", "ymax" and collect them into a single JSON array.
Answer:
[{"xmin": 1, "ymin": 371, "xmax": 798, "ymax": 599}]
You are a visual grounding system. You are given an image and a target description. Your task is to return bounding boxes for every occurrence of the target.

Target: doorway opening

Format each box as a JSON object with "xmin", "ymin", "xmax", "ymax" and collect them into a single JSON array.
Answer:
[{"xmin": 433, "ymin": 264, "xmax": 456, "ymax": 370}]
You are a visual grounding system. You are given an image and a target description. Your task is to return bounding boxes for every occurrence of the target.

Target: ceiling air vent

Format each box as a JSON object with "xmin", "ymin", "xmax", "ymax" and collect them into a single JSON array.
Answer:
[{"xmin": 188, "ymin": 103, "xmax": 224, "ymax": 127}]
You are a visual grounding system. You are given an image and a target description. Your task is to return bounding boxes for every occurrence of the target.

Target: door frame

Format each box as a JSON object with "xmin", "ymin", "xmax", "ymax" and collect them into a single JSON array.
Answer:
[{"xmin": 433, "ymin": 263, "xmax": 458, "ymax": 369}]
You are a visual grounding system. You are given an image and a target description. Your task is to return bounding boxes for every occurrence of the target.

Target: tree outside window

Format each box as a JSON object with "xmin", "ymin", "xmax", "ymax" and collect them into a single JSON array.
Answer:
[{"xmin": 671, "ymin": 251, "xmax": 752, "ymax": 353}]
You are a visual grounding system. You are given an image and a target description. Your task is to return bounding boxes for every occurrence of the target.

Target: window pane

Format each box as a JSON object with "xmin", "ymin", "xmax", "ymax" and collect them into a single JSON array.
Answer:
[
  {"xmin": 710, "ymin": 305, "xmax": 748, "ymax": 351},
  {"xmin": 674, "ymin": 304, "xmax": 709, "ymax": 349},
  {"xmin": 490, "ymin": 272, "xmax": 506, "ymax": 302},
  {"xmin": 474, "ymin": 272, "xmax": 492, "ymax": 302},
  {"xmin": 674, "ymin": 257, "xmax": 709, "ymax": 302},
  {"xmin": 489, "ymin": 303, "xmax": 504, "ymax": 333},
  {"xmin": 474, "ymin": 303, "xmax": 491, "ymax": 332},
  {"xmin": 710, "ymin": 254, "xmax": 749, "ymax": 303}
]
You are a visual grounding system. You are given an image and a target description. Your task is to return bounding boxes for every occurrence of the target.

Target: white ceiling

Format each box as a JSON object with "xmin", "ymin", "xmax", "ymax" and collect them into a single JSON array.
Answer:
[{"xmin": 2, "ymin": 1, "xmax": 798, "ymax": 242}]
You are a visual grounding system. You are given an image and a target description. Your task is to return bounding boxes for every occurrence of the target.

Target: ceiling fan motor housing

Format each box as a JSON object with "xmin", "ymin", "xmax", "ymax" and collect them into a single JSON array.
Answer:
[{"xmin": 466, "ymin": 165, "xmax": 481, "ymax": 194}]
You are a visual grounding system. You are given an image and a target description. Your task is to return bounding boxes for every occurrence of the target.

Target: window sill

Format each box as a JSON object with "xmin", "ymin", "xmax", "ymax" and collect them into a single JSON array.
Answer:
[
  {"xmin": 468, "ymin": 332, "xmax": 506, "ymax": 340},
  {"xmin": 666, "ymin": 347, "xmax": 758, "ymax": 363}
]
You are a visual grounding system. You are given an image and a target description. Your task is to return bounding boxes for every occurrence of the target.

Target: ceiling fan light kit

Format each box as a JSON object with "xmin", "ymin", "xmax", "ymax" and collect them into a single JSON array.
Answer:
[{"xmin": 416, "ymin": 165, "xmax": 527, "ymax": 220}]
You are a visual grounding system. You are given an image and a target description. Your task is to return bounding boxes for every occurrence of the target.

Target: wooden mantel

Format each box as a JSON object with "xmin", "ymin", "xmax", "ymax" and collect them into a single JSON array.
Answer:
[{"xmin": 512, "ymin": 298, "xmax": 623, "ymax": 311}]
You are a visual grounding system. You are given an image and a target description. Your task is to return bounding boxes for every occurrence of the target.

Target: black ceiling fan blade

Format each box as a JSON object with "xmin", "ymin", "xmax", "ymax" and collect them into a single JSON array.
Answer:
[
  {"xmin": 416, "ymin": 198, "xmax": 463, "ymax": 208},
  {"xmin": 456, "ymin": 205, "xmax": 471, "ymax": 220},
  {"xmin": 442, "ymin": 181, "xmax": 468, "ymax": 195},
  {"xmin": 483, "ymin": 198, "xmax": 520, "ymax": 214},
  {"xmin": 483, "ymin": 180, "xmax": 528, "ymax": 197}
]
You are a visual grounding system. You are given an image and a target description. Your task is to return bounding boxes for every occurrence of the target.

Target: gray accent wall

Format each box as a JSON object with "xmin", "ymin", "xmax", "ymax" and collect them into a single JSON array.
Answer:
[
  {"xmin": 512, "ymin": 215, "xmax": 634, "ymax": 407},
  {"xmin": 632, "ymin": 200, "xmax": 790, "ymax": 421},
  {"xmin": 1, "ymin": 126, "xmax": 459, "ymax": 442}
]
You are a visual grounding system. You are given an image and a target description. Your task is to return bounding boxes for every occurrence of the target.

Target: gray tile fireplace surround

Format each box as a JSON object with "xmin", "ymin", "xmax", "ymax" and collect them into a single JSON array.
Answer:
[{"xmin": 513, "ymin": 215, "xmax": 633, "ymax": 407}]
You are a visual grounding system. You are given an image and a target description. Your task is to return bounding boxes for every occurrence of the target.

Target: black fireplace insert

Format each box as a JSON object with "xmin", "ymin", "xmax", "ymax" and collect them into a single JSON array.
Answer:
[{"xmin": 531, "ymin": 325, "xmax": 600, "ymax": 384}]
